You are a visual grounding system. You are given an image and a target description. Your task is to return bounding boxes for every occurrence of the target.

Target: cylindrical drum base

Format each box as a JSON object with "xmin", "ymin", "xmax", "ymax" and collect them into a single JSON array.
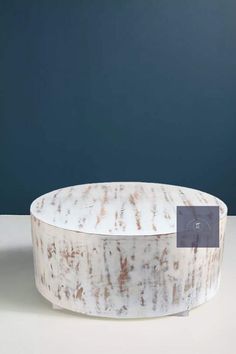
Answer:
[{"xmin": 30, "ymin": 182, "xmax": 227, "ymax": 318}]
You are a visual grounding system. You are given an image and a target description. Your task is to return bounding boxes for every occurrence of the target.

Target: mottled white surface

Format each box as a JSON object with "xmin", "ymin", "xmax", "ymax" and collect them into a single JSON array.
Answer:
[
  {"xmin": 30, "ymin": 182, "xmax": 227, "ymax": 318},
  {"xmin": 1, "ymin": 216, "xmax": 235, "ymax": 354},
  {"xmin": 31, "ymin": 215, "xmax": 227, "ymax": 318},
  {"xmin": 30, "ymin": 182, "xmax": 227, "ymax": 235}
]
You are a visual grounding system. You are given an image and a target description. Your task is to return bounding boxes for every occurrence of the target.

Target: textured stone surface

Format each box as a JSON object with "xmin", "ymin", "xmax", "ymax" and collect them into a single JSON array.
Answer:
[{"xmin": 30, "ymin": 182, "xmax": 227, "ymax": 318}]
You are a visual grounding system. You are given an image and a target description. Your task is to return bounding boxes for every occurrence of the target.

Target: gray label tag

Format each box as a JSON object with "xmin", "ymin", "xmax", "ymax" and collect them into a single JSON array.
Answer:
[{"xmin": 177, "ymin": 206, "xmax": 219, "ymax": 248}]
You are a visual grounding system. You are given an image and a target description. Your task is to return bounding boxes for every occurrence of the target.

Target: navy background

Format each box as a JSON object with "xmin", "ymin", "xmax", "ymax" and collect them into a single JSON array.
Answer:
[{"xmin": 1, "ymin": 0, "xmax": 236, "ymax": 214}]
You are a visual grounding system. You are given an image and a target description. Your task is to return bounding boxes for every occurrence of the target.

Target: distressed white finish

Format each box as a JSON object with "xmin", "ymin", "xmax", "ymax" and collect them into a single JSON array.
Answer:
[{"xmin": 30, "ymin": 182, "xmax": 227, "ymax": 318}]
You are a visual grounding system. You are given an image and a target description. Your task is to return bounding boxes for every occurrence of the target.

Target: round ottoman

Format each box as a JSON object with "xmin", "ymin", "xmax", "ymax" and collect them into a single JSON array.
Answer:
[{"xmin": 30, "ymin": 182, "xmax": 227, "ymax": 318}]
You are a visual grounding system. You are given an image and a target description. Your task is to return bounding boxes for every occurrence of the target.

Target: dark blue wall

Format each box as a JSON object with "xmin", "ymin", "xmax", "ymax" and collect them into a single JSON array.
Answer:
[{"xmin": 1, "ymin": 0, "xmax": 236, "ymax": 214}]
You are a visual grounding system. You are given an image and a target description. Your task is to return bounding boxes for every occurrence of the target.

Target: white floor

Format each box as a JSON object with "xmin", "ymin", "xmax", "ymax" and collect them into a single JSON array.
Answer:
[{"xmin": 0, "ymin": 215, "xmax": 235, "ymax": 354}]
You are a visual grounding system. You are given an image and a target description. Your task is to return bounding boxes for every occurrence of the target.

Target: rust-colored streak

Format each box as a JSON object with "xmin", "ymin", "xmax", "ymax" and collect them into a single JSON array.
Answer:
[
  {"xmin": 119, "ymin": 184, "xmax": 124, "ymax": 191},
  {"xmin": 118, "ymin": 203, "xmax": 125, "ymax": 229},
  {"xmin": 173, "ymin": 261, "xmax": 179, "ymax": 270},
  {"xmin": 129, "ymin": 194, "xmax": 135, "ymax": 206},
  {"xmin": 129, "ymin": 193, "xmax": 142, "ymax": 229},
  {"xmin": 160, "ymin": 248, "xmax": 168, "ymax": 270},
  {"xmin": 102, "ymin": 186, "xmax": 108, "ymax": 203},
  {"xmin": 57, "ymin": 285, "xmax": 62, "ymax": 300},
  {"xmin": 87, "ymin": 257, "xmax": 92, "ymax": 275},
  {"xmin": 161, "ymin": 186, "xmax": 170, "ymax": 202},
  {"xmin": 47, "ymin": 242, "xmax": 56, "ymax": 259},
  {"xmin": 152, "ymin": 288, "xmax": 158, "ymax": 311},
  {"xmin": 82, "ymin": 185, "xmax": 91, "ymax": 198},
  {"xmin": 40, "ymin": 273, "xmax": 45, "ymax": 285},
  {"xmin": 140, "ymin": 291, "xmax": 145, "ymax": 306},
  {"xmin": 96, "ymin": 188, "xmax": 108, "ymax": 227},
  {"xmin": 75, "ymin": 261, "xmax": 80, "ymax": 272},
  {"xmin": 104, "ymin": 287, "xmax": 110, "ymax": 301},
  {"xmin": 40, "ymin": 239, "xmax": 44, "ymax": 253},
  {"xmin": 51, "ymin": 192, "xmax": 59, "ymax": 206},
  {"xmin": 172, "ymin": 283, "xmax": 179, "ymax": 304},
  {"xmin": 100, "ymin": 206, "xmax": 106, "ymax": 218},
  {"xmin": 75, "ymin": 287, "xmax": 83, "ymax": 300},
  {"xmin": 96, "ymin": 215, "xmax": 101, "ymax": 226},
  {"xmin": 40, "ymin": 198, "xmax": 45, "ymax": 209},
  {"xmin": 120, "ymin": 205, "xmax": 124, "ymax": 219},
  {"xmin": 135, "ymin": 210, "xmax": 141, "ymax": 230},
  {"xmin": 94, "ymin": 288, "xmax": 100, "ymax": 309},
  {"xmin": 118, "ymin": 256, "xmax": 129, "ymax": 292},
  {"xmin": 103, "ymin": 242, "xmax": 113, "ymax": 288},
  {"xmin": 47, "ymin": 246, "xmax": 53, "ymax": 259}
]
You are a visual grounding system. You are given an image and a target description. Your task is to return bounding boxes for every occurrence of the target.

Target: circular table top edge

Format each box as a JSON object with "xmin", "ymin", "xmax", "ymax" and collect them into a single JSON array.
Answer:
[{"xmin": 30, "ymin": 181, "xmax": 228, "ymax": 237}]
